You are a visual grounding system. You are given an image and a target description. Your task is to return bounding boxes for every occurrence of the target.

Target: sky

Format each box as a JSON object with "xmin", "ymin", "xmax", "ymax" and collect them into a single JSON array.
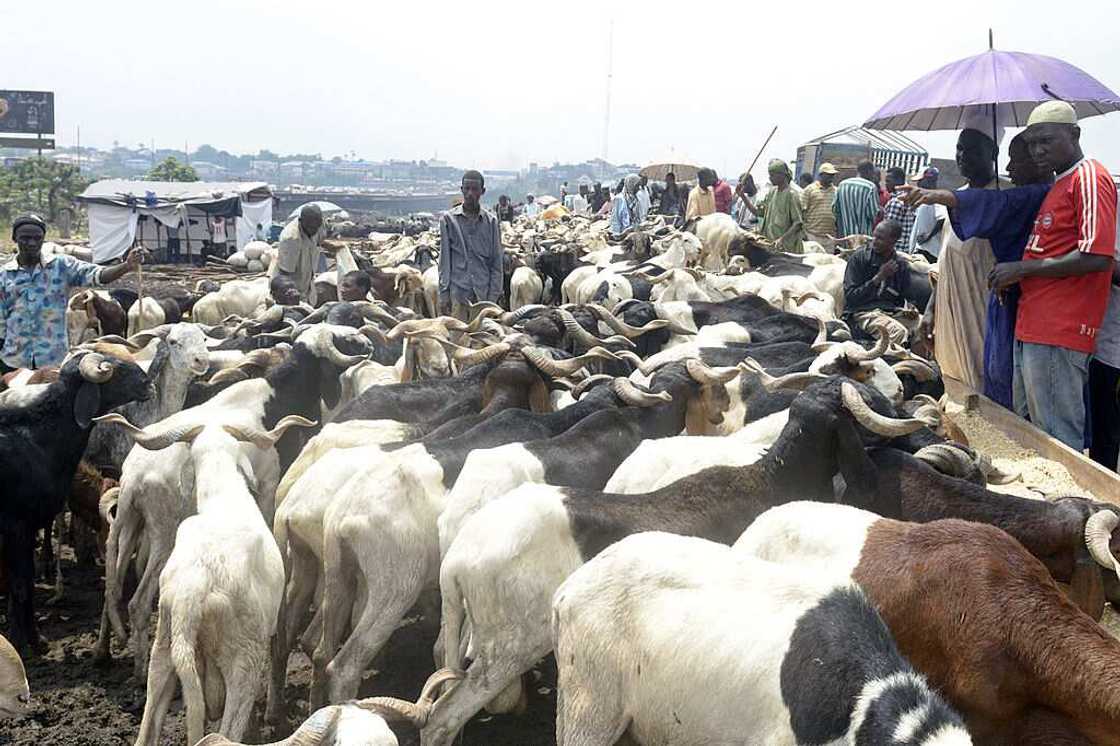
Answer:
[{"xmin": 3, "ymin": 0, "xmax": 1119, "ymax": 181}]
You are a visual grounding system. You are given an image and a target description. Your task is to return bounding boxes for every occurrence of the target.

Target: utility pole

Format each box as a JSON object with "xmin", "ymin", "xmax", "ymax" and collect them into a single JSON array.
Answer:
[
  {"xmin": 602, "ymin": 18, "xmax": 613, "ymax": 162},
  {"xmin": 76, "ymin": 125, "xmax": 81, "ymax": 174}
]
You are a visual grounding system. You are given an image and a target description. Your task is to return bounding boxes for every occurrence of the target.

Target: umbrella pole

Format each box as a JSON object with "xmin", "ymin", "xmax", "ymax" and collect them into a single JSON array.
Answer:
[{"xmin": 744, "ymin": 126, "xmax": 778, "ymax": 177}]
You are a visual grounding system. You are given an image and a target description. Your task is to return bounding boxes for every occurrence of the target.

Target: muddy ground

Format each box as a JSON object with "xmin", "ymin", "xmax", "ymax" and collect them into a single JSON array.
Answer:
[{"xmin": 1, "ymin": 554, "xmax": 557, "ymax": 745}]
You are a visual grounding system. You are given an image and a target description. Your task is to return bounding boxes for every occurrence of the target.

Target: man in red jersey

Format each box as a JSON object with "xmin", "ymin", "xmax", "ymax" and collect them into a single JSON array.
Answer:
[{"xmin": 988, "ymin": 100, "xmax": 1117, "ymax": 448}]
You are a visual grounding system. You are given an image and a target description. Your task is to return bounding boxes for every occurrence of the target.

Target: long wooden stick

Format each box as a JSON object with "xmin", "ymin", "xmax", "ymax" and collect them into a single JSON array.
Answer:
[{"xmin": 745, "ymin": 126, "xmax": 778, "ymax": 176}]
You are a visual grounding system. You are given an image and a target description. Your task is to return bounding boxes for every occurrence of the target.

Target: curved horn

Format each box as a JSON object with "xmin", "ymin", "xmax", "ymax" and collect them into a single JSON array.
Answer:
[
  {"xmin": 613, "ymin": 350, "xmax": 645, "ymax": 371},
  {"xmin": 738, "ymin": 358, "xmax": 828, "ymax": 392},
  {"xmin": 454, "ymin": 341, "xmax": 513, "ymax": 369},
  {"xmin": 796, "ymin": 291, "xmax": 831, "ymax": 305},
  {"xmin": 223, "ymin": 415, "xmax": 318, "ymax": 449},
  {"xmin": 358, "ymin": 323, "xmax": 389, "ymax": 346},
  {"xmin": 92, "ymin": 413, "xmax": 204, "ymax": 450},
  {"xmin": 501, "ymin": 304, "xmax": 547, "ymax": 326},
  {"xmin": 522, "ymin": 346, "xmax": 619, "ymax": 378},
  {"xmin": 843, "ymin": 327, "xmax": 890, "ymax": 363},
  {"xmin": 79, "ymin": 352, "xmax": 115, "ymax": 383},
  {"xmin": 1085, "ymin": 511, "xmax": 1120, "ymax": 582},
  {"xmin": 686, "ymin": 359, "xmax": 740, "ymax": 385},
  {"xmin": 811, "ymin": 316, "xmax": 829, "ymax": 350},
  {"xmin": 587, "ymin": 303, "xmax": 670, "ymax": 338},
  {"xmin": 91, "ymin": 334, "xmax": 144, "ymax": 351},
  {"xmin": 468, "ymin": 306, "xmax": 504, "ymax": 332},
  {"xmin": 571, "ymin": 373, "xmax": 613, "ymax": 399},
  {"xmin": 355, "ymin": 301, "xmax": 401, "ymax": 327},
  {"xmin": 914, "ymin": 443, "xmax": 977, "ymax": 479},
  {"xmin": 891, "ymin": 359, "xmax": 939, "ymax": 382},
  {"xmin": 321, "ymin": 333, "xmax": 370, "ymax": 368},
  {"xmin": 840, "ymin": 382, "xmax": 938, "ymax": 437},
  {"xmin": 351, "ymin": 669, "xmax": 463, "ymax": 728},
  {"xmin": 556, "ymin": 308, "xmax": 610, "ymax": 351},
  {"xmin": 208, "ymin": 367, "xmax": 251, "ymax": 386},
  {"xmin": 612, "ymin": 377, "xmax": 672, "ymax": 407}
]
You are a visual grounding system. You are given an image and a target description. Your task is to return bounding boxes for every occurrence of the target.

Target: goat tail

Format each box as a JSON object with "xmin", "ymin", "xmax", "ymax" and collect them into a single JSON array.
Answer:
[
  {"xmin": 104, "ymin": 492, "xmax": 141, "ymax": 641},
  {"xmin": 440, "ymin": 572, "xmax": 467, "ymax": 673}
]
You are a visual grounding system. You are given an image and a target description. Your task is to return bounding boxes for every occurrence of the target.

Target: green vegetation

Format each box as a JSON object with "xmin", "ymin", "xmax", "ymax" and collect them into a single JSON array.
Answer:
[
  {"xmin": 0, "ymin": 157, "xmax": 91, "ymax": 225},
  {"xmin": 146, "ymin": 156, "xmax": 198, "ymax": 182}
]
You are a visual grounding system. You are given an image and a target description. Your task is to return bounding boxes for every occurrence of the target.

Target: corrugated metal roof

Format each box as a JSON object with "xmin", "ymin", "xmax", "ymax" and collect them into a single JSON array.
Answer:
[{"xmin": 802, "ymin": 126, "xmax": 928, "ymax": 156}]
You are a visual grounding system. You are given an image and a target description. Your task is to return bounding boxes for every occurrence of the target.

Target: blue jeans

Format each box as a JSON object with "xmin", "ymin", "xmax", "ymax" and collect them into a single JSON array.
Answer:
[{"xmin": 1013, "ymin": 340, "xmax": 1090, "ymax": 450}]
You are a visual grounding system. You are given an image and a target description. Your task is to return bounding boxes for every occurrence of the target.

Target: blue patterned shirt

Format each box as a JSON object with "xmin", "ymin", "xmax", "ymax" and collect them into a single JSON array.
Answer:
[{"xmin": 0, "ymin": 253, "xmax": 103, "ymax": 368}]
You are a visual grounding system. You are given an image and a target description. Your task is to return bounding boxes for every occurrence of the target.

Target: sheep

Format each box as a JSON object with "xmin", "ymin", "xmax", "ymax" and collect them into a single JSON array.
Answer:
[
  {"xmin": 693, "ymin": 212, "xmax": 743, "ymax": 271},
  {"xmin": 0, "ymin": 348, "xmax": 152, "ymax": 653},
  {"xmin": 66, "ymin": 289, "xmax": 127, "ymax": 345},
  {"xmin": 602, "ymin": 407, "xmax": 787, "ymax": 493},
  {"xmin": 424, "ymin": 379, "xmax": 937, "ymax": 745},
  {"xmin": 204, "ymin": 669, "xmax": 461, "ymax": 746},
  {"xmin": 509, "ymin": 265, "xmax": 544, "ymax": 310},
  {"xmin": 844, "ymin": 445, "xmax": 1120, "ymax": 619},
  {"xmin": 190, "ymin": 277, "xmax": 271, "ymax": 325},
  {"xmin": 126, "ymin": 296, "xmax": 183, "ymax": 337},
  {"xmin": 84, "ymin": 324, "xmax": 211, "ymax": 473},
  {"xmin": 552, "ymin": 532, "xmax": 972, "ymax": 746},
  {"xmin": 0, "ymin": 633, "xmax": 30, "ymax": 719},
  {"xmin": 98, "ymin": 414, "xmax": 315, "ymax": 746},
  {"xmin": 734, "ymin": 502, "xmax": 1120, "ymax": 745},
  {"xmin": 301, "ymin": 342, "xmax": 622, "ymax": 708},
  {"xmin": 97, "ymin": 325, "xmax": 371, "ymax": 676}
]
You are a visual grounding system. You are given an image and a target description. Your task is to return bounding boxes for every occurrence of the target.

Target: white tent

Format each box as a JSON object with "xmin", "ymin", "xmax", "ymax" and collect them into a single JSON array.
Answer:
[{"xmin": 77, "ymin": 180, "xmax": 274, "ymax": 262}]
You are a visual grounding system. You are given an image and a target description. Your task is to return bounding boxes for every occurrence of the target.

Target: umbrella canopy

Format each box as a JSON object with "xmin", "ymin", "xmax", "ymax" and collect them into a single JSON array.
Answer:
[
  {"xmin": 535, "ymin": 195, "xmax": 560, "ymax": 207},
  {"xmin": 640, "ymin": 148, "xmax": 700, "ymax": 182},
  {"xmin": 288, "ymin": 200, "xmax": 349, "ymax": 220},
  {"xmin": 865, "ymin": 49, "xmax": 1120, "ymax": 131}
]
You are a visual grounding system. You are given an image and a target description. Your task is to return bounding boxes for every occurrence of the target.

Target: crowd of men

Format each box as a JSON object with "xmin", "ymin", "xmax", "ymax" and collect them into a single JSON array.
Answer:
[{"xmin": 0, "ymin": 101, "xmax": 1115, "ymax": 472}]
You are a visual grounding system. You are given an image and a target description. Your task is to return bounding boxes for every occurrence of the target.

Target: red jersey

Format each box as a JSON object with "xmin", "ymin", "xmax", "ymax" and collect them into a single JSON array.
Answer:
[{"xmin": 1016, "ymin": 158, "xmax": 1117, "ymax": 353}]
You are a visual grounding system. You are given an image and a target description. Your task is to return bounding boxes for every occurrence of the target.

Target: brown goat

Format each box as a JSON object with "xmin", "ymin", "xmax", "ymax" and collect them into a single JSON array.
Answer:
[{"xmin": 738, "ymin": 504, "xmax": 1120, "ymax": 746}]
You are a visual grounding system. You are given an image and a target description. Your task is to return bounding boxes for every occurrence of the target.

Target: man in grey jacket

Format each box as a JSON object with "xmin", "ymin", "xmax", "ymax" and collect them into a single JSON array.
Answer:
[{"xmin": 438, "ymin": 170, "xmax": 503, "ymax": 319}]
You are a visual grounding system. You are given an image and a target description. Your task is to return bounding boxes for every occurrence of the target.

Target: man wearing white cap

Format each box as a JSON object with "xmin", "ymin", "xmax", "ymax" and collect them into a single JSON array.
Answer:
[
  {"xmin": 919, "ymin": 112, "xmax": 1007, "ymax": 392},
  {"xmin": 987, "ymin": 100, "xmax": 1116, "ymax": 449},
  {"xmin": 800, "ymin": 163, "xmax": 838, "ymax": 250}
]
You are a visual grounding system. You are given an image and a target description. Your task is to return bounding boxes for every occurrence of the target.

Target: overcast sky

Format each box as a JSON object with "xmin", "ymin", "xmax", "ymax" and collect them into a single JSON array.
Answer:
[{"xmin": 3, "ymin": 0, "xmax": 1119, "ymax": 181}]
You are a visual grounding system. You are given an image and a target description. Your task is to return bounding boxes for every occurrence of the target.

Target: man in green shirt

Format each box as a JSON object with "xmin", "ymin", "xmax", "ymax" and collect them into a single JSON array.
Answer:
[{"xmin": 742, "ymin": 159, "xmax": 805, "ymax": 252}]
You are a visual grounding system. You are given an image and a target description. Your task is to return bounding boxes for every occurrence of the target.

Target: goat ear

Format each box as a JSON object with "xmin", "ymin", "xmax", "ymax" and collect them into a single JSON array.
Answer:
[
  {"xmin": 319, "ymin": 359, "xmax": 341, "ymax": 411},
  {"xmin": 146, "ymin": 339, "xmax": 171, "ymax": 381},
  {"xmin": 528, "ymin": 377, "xmax": 552, "ymax": 414},
  {"xmin": 73, "ymin": 381, "xmax": 101, "ymax": 429}
]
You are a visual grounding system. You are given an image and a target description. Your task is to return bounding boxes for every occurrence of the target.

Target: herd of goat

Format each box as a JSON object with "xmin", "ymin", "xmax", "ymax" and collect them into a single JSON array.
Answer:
[{"xmin": 2, "ymin": 210, "xmax": 1120, "ymax": 746}]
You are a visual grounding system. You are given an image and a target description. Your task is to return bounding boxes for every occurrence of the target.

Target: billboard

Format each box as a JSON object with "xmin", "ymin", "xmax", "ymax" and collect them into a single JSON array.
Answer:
[{"xmin": 0, "ymin": 90, "xmax": 55, "ymax": 135}]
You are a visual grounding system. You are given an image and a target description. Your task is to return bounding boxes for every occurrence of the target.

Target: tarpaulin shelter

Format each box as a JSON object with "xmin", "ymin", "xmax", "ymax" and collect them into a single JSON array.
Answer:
[
  {"xmin": 76, "ymin": 180, "xmax": 274, "ymax": 262},
  {"xmin": 795, "ymin": 126, "xmax": 928, "ymax": 182}
]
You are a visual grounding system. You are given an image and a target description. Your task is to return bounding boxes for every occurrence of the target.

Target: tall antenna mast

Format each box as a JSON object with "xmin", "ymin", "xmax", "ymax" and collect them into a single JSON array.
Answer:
[{"xmin": 602, "ymin": 19, "xmax": 614, "ymax": 161}]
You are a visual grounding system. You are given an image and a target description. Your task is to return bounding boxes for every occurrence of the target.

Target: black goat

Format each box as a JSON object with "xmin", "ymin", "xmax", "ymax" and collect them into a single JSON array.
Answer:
[{"xmin": 0, "ymin": 349, "xmax": 151, "ymax": 653}]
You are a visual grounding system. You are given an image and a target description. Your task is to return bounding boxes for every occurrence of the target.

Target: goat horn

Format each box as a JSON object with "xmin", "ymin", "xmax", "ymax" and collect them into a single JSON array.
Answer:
[
  {"xmin": 587, "ymin": 303, "xmax": 669, "ymax": 338},
  {"xmin": 843, "ymin": 327, "xmax": 890, "ymax": 363},
  {"xmin": 358, "ymin": 323, "xmax": 389, "ymax": 346},
  {"xmin": 319, "ymin": 333, "xmax": 370, "ymax": 368},
  {"xmin": 501, "ymin": 304, "xmax": 547, "ymax": 326},
  {"xmin": 78, "ymin": 352, "xmax": 115, "ymax": 383},
  {"xmin": 891, "ymin": 359, "xmax": 939, "ymax": 382},
  {"xmin": 92, "ymin": 334, "xmax": 143, "ymax": 351},
  {"xmin": 614, "ymin": 350, "xmax": 645, "ymax": 371},
  {"xmin": 522, "ymin": 346, "xmax": 619, "ymax": 378},
  {"xmin": 355, "ymin": 301, "xmax": 400, "ymax": 326},
  {"xmin": 454, "ymin": 341, "xmax": 512, "ymax": 368},
  {"xmin": 556, "ymin": 308, "xmax": 609, "ymax": 351},
  {"xmin": 738, "ymin": 358, "xmax": 828, "ymax": 392},
  {"xmin": 976, "ymin": 454, "xmax": 1021, "ymax": 485},
  {"xmin": 1085, "ymin": 511, "xmax": 1120, "ymax": 582},
  {"xmin": 351, "ymin": 668, "xmax": 463, "ymax": 727},
  {"xmin": 686, "ymin": 359, "xmax": 739, "ymax": 385},
  {"xmin": 840, "ymin": 382, "xmax": 938, "ymax": 437},
  {"xmin": 467, "ymin": 306, "xmax": 504, "ymax": 332},
  {"xmin": 223, "ymin": 415, "xmax": 318, "ymax": 449},
  {"xmin": 93, "ymin": 413, "xmax": 204, "ymax": 450},
  {"xmin": 797, "ymin": 291, "xmax": 830, "ymax": 305},
  {"xmin": 196, "ymin": 704, "xmax": 343, "ymax": 745},
  {"xmin": 914, "ymin": 443, "xmax": 976, "ymax": 479},
  {"xmin": 98, "ymin": 486, "xmax": 121, "ymax": 527},
  {"xmin": 612, "ymin": 378, "xmax": 672, "ymax": 407},
  {"xmin": 208, "ymin": 367, "xmax": 251, "ymax": 386},
  {"xmin": 811, "ymin": 316, "xmax": 829, "ymax": 350},
  {"xmin": 571, "ymin": 373, "xmax": 613, "ymax": 399}
]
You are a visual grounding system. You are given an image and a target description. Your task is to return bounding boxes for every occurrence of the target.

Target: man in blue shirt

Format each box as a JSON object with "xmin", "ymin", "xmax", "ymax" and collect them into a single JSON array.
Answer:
[
  {"xmin": 901, "ymin": 133, "xmax": 1053, "ymax": 409},
  {"xmin": 0, "ymin": 214, "xmax": 142, "ymax": 371}
]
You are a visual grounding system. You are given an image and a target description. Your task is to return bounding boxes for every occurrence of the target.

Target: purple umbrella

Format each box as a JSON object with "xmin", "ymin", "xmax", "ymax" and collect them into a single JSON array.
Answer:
[{"xmin": 865, "ymin": 46, "xmax": 1120, "ymax": 131}]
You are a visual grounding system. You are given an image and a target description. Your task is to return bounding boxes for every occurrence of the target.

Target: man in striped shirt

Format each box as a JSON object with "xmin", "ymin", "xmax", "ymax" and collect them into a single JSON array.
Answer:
[
  {"xmin": 800, "ymin": 163, "xmax": 838, "ymax": 248},
  {"xmin": 832, "ymin": 161, "xmax": 880, "ymax": 238}
]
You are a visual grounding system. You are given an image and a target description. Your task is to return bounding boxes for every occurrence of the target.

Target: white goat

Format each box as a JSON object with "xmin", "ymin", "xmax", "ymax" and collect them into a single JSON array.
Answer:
[
  {"xmin": 98, "ymin": 414, "xmax": 314, "ymax": 746},
  {"xmin": 552, "ymin": 532, "xmax": 972, "ymax": 746}
]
